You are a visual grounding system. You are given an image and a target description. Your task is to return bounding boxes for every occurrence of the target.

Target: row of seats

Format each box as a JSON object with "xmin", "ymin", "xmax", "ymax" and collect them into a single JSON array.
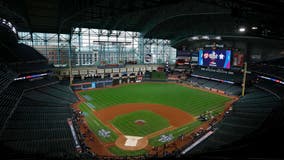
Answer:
[
  {"xmin": 0, "ymin": 68, "xmax": 17, "ymax": 94},
  {"xmin": 0, "ymin": 84, "xmax": 23, "ymax": 129},
  {"xmin": 190, "ymin": 87, "xmax": 282, "ymax": 154},
  {"xmin": 4, "ymin": 138, "xmax": 74, "ymax": 154},
  {"xmin": 0, "ymin": 78, "xmax": 78, "ymax": 156},
  {"xmin": 188, "ymin": 77, "xmax": 242, "ymax": 95},
  {"xmin": 0, "ymin": 37, "xmax": 84, "ymax": 159},
  {"xmin": 255, "ymin": 79, "xmax": 284, "ymax": 98},
  {"xmin": 249, "ymin": 64, "xmax": 284, "ymax": 80},
  {"xmin": 14, "ymin": 76, "xmax": 59, "ymax": 90},
  {"xmin": 192, "ymin": 68, "xmax": 244, "ymax": 83}
]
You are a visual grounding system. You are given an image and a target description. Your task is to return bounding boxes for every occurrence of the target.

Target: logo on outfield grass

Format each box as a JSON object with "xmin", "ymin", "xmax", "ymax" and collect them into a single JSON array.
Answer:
[
  {"xmin": 98, "ymin": 129, "xmax": 111, "ymax": 138},
  {"xmin": 83, "ymin": 95, "xmax": 93, "ymax": 101},
  {"xmin": 85, "ymin": 102, "xmax": 96, "ymax": 109},
  {"xmin": 158, "ymin": 134, "xmax": 174, "ymax": 143}
]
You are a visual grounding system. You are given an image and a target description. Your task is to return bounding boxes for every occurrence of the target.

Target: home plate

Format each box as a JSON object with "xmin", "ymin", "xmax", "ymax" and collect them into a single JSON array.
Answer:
[{"xmin": 124, "ymin": 136, "xmax": 143, "ymax": 147}]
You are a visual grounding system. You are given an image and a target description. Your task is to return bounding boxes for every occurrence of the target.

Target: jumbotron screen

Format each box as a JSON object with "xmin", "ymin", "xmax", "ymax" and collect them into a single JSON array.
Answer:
[{"xmin": 198, "ymin": 49, "xmax": 231, "ymax": 69}]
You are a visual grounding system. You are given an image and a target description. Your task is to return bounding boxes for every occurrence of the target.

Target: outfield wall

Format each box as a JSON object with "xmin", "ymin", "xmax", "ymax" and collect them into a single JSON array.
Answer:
[{"xmin": 71, "ymin": 80, "xmax": 113, "ymax": 90}]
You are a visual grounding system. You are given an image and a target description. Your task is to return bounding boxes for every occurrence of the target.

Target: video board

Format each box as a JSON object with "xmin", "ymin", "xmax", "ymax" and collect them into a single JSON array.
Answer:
[{"xmin": 198, "ymin": 49, "xmax": 231, "ymax": 69}]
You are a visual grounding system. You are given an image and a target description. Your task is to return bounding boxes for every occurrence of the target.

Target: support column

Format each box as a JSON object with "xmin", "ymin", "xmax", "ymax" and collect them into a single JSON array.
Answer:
[
  {"xmin": 30, "ymin": 32, "xmax": 34, "ymax": 47},
  {"xmin": 88, "ymin": 28, "xmax": 91, "ymax": 65},
  {"xmin": 44, "ymin": 33, "xmax": 48, "ymax": 58},
  {"xmin": 68, "ymin": 33, "xmax": 73, "ymax": 85},
  {"xmin": 132, "ymin": 33, "xmax": 135, "ymax": 62},
  {"xmin": 139, "ymin": 33, "xmax": 144, "ymax": 64},
  {"xmin": 107, "ymin": 34, "xmax": 110, "ymax": 64},
  {"xmin": 57, "ymin": 34, "xmax": 60, "ymax": 65},
  {"xmin": 78, "ymin": 28, "xmax": 81, "ymax": 66}
]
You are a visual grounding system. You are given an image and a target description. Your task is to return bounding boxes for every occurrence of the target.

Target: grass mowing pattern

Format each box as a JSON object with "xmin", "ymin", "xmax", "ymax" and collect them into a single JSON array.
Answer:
[
  {"xmin": 80, "ymin": 83, "xmax": 231, "ymax": 116},
  {"xmin": 79, "ymin": 103, "xmax": 118, "ymax": 142},
  {"xmin": 108, "ymin": 146, "xmax": 147, "ymax": 156},
  {"xmin": 149, "ymin": 121, "xmax": 203, "ymax": 147},
  {"xmin": 111, "ymin": 110, "xmax": 169, "ymax": 136}
]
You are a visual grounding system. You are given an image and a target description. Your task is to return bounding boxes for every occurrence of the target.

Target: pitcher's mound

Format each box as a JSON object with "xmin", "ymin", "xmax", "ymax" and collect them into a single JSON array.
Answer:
[
  {"xmin": 135, "ymin": 119, "xmax": 146, "ymax": 125},
  {"xmin": 115, "ymin": 135, "xmax": 148, "ymax": 151}
]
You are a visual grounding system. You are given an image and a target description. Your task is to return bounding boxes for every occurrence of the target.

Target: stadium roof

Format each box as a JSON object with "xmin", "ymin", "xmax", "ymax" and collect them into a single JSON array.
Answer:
[{"xmin": 1, "ymin": 0, "xmax": 284, "ymax": 43}]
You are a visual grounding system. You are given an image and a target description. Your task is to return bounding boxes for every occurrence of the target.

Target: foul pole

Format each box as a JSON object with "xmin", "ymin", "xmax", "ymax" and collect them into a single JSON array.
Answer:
[{"xmin": 241, "ymin": 62, "xmax": 247, "ymax": 96}]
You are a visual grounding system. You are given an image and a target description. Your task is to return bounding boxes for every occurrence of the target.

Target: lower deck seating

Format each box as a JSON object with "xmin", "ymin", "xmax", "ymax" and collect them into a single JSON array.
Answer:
[
  {"xmin": 0, "ymin": 84, "xmax": 23, "ymax": 129},
  {"xmin": 0, "ymin": 78, "xmax": 78, "ymax": 156},
  {"xmin": 192, "ymin": 68, "xmax": 244, "ymax": 83},
  {"xmin": 188, "ymin": 77, "xmax": 242, "ymax": 95},
  {"xmin": 189, "ymin": 87, "xmax": 282, "ymax": 154},
  {"xmin": 255, "ymin": 79, "xmax": 284, "ymax": 98},
  {"xmin": 0, "ymin": 69, "xmax": 17, "ymax": 94}
]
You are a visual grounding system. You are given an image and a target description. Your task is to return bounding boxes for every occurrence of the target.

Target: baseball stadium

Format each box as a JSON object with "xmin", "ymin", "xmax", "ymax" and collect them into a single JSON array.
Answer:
[{"xmin": 1, "ymin": 0, "xmax": 284, "ymax": 160}]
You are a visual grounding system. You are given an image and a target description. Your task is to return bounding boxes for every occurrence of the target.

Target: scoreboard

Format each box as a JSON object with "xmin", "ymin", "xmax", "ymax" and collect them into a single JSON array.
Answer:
[{"xmin": 198, "ymin": 49, "xmax": 231, "ymax": 69}]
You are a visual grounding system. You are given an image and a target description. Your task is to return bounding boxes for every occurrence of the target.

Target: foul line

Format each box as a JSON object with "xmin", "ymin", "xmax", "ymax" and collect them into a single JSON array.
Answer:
[{"xmin": 181, "ymin": 130, "xmax": 214, "ymax": 155}]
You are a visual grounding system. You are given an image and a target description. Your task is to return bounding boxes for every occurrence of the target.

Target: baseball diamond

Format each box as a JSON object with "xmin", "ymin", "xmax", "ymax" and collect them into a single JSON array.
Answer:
[
  {"xmin": 74, "ymin": 82, "xmax": 234, "ymax": 156},
  {"xmin": 2, "ymin": 1, "xmax": 284, "ymax": 159}
]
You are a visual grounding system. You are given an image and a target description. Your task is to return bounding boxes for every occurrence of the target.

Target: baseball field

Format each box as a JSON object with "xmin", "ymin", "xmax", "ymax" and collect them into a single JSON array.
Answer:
[{"xmin": 76, "ymin": 83, "xmax": 232, "ymax": 156}]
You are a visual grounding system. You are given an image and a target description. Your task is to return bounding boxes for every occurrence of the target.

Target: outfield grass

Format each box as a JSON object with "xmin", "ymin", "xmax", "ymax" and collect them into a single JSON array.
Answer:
[
  {"xmin": 79, "ymin": 103, "xmax": 118, "ymax": 142},
  {"xmin": 80, "ymin": 83, "xmax": 231, "ymax": 116},
  {"xmin": 149, "ymin": 121, "xmax": 203, "ymax": 147},
  {"xmin": 108, "ymin": 146, "xmax": 147, "ymax": 156},
  {"xmin": 111, "ymin": 110, "xmax": 169, "ymax": 136}
]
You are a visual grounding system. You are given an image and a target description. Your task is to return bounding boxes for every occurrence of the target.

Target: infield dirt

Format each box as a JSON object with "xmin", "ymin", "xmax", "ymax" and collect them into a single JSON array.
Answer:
[{"xmin": 93, "ymin": 103, "xmax": 195, "ymax": 150}]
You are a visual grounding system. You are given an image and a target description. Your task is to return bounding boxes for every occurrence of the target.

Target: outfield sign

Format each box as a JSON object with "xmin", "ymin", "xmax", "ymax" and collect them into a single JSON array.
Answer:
[
  {"xmin": 80, "ymin": 70, "xmax": 87, "ymax": 74},
  {"xmin": 120, "ymin": 68, "xmax": 126, "ymax": 72},
  {"xmin": 72, "ymin": 70, "xmax": 79, "ymax": 75},
  {"xmin": 113, "ymin": 68, "xmax": 119, "ymax": 73},
  {"xmin": 105, "ymin": 68, "xmax": 112, "ymax": 73},
  {"xmin": 127, "ymin": 68, "xmax": 133, "ymax": 72},
  {"xmin": 97, "ymin": 69, "xmax": 104, "ymax": 74},
  {"xmin": 89, "ymin": 70, "xmax": 96, "ymax": 74},
  {"xmin": 91, "ymin": 82, "xmax": 96, "ymax": 88}
]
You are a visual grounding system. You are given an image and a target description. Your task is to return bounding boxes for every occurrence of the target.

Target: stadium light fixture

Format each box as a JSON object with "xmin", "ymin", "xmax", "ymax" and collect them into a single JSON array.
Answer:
[
  {"xmin": 191, "ymin": 36, "xmax": 199, "ymax": 40},
  {"xmin": 201, "ymin": 36, "xmax": 209, "ymax": 40},
  {"xmin": 215, "ymin": 36, "xmax": 221, "ymax": 40},
  {"xmin": 239, "ymin": 27, "xmax": 246, "ymax": 32}
]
